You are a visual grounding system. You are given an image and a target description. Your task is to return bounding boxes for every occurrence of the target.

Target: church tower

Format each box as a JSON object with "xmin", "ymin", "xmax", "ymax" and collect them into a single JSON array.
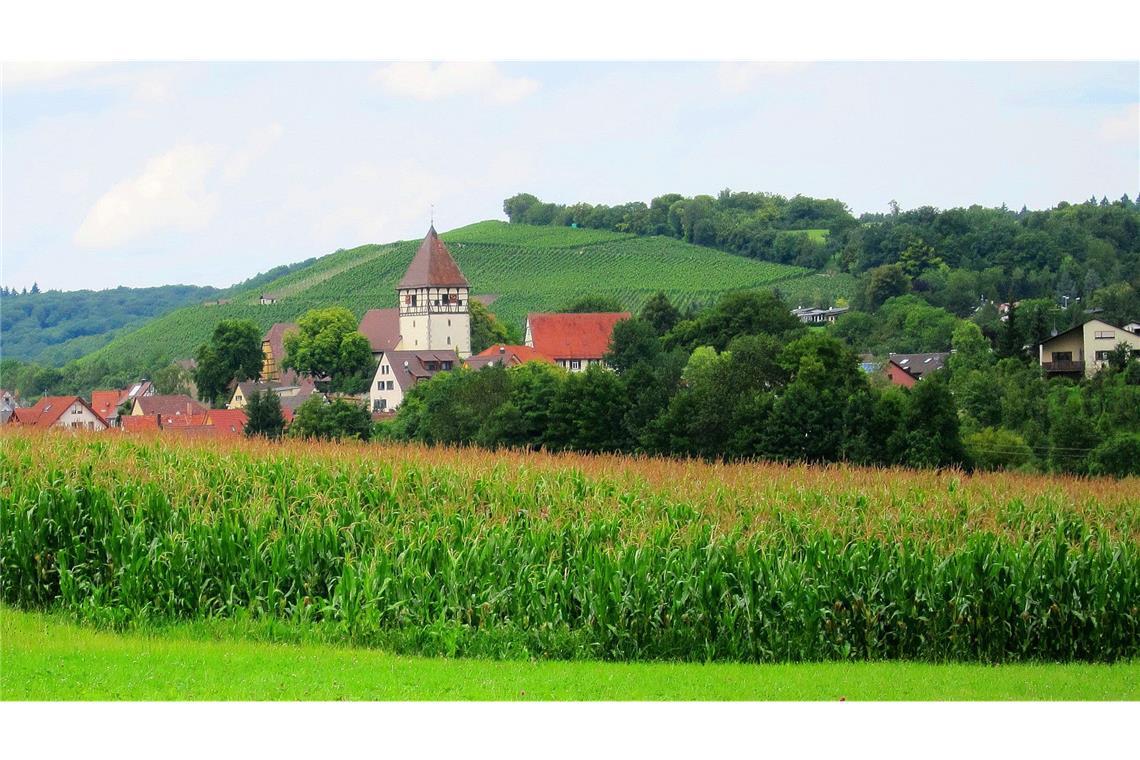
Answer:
[{"xmin": 396, "ymin": 226, "xmax": 471, "ymax": 357}]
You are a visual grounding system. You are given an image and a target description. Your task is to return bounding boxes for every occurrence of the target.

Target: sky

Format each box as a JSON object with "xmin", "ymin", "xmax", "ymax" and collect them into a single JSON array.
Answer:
[{"xmin": 2, "ymin": 61, "xmax": 1137, "ymax": 292}]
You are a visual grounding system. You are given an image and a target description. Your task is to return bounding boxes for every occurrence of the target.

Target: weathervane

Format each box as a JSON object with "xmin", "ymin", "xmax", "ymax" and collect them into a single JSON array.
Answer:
[{"xmin": 430, "ymin": 204, "xmax": 434, "ymax": 227}]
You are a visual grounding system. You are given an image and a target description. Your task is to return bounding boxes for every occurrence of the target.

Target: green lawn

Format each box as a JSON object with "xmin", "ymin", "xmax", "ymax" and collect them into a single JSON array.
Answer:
[{"xmin": 2, "ymin": 608, "xmax": 1136, "ymax": 701}]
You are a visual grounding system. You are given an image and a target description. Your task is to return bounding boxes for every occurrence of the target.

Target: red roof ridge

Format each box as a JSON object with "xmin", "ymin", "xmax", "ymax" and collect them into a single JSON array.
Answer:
[
  {"xmin": 397, "ymin": 227, "xmax": 469, "ymax": 289},
  {"xmin": 526, "ymin": 312, "xmax": 631, "ymax": 360}
]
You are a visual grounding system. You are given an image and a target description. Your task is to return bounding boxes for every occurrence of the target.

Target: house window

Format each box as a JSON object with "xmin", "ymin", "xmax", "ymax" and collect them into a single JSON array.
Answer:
[
  {"xmin": 570, "ymin": 359, "xmax": 581, "ymax": 370},
  {"xmin": 448, "ymin": 319, "xmax": 451, "ymax": 326},
  {"xmin": 373, "ymin": 399, "xmax": 383, "ymax": 411},
  {"xmin": 1052, "ymin": 351, "xmax": 1073, "ymax": 362},
  {"xmin": 1095, "ymin": 330, "xmax": 1114, "ymax": 340},
  {"xmin": 1095, "ymin": 351, "xmax": 1111, "ymax": 361},
  {"xmin": 447, "ymin": 336, "xmax": 451, "ymax": 345},
  {"xmin": 377, "ymin": 381, "xmax": 383, "ymax": 390},
  {"xmin": 387, "ymin": 381, "xmax": 394, "ymax": 390}
]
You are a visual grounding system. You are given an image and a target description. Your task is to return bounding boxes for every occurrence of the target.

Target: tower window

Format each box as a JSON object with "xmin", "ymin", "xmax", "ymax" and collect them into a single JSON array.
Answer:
[{"xmin": 447, "ymin": 336, "xmax": 451, "ymax": 345}]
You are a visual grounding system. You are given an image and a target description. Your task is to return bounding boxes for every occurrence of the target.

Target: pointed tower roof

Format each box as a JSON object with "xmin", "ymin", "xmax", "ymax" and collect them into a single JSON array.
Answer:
[{"xmin": 398, "ymin": 226, "xmax": 469, "ymax": 289}]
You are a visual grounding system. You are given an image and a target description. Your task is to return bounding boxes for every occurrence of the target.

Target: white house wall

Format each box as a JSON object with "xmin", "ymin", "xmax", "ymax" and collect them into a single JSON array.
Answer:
[
  {"xmin": 55, "ymin": 402, "xmax": 108, "ymax": 431},
  {"xmin": 369, "ymin": 356, "xmax": 406, "ymax": 412}
]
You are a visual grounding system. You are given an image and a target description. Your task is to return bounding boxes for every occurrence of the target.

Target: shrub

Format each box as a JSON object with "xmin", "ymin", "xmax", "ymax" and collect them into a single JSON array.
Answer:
[{"xmin": 964, "ymin": 428, "xmax": 1034, "ymax": 471}]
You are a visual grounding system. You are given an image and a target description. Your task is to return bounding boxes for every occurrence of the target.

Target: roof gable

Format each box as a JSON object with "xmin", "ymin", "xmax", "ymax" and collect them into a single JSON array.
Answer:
[
  {"xmin": 466, "ymin": 344, "xmax": 555, "ymax": 370},
  {"xmin": 397, "ymin": 226, "xmax": 469, "ymax": 289},
  {"xmin": 379, "ymin": 349, "xmax": 460, "ymax": 391},
  {"xmin": 18, "ymin": 396, "xmax": 105, "ymax": 428},
  {"xmin": 1040, "ymin": 318, "xmax": 1123, "ymax": 346},
  {"xmin": 526, "ymin": 312, "xmax": 631, "ymax": 360},
  {"xmin": 888, "ymin": 352, "xmax": 949, "ymax": 377}
]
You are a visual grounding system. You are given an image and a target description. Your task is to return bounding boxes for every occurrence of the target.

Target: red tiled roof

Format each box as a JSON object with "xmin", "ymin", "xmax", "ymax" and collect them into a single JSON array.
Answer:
[
  {"xmin": 466, "ymin": 344, "xmax": 554, "ymax": 370},
  {"xmin": 526, "ymin": 312, "xmax": 631, "ymax": 361},
  {"xmin": 358, "ymin": 308, "xmax": 401, "ymax": 353},
  {"xmin": 206, "ymin": 409, "xmax": 247, "ymax": 436},
  {"xmin": 15, "ymin": 396, "xmax": 106, "ymax": 428},
  {"xmin": 132, "ymin": 394, "xmax": 208, "ymax": 418},
  {"xmin": 91, "ymin": 390, "xmax": 124, "ymax": 419},
  {"xmin": 159, "ymin": 412, "xmax": 212, "ymax": 427},
  {"xmin": 397, "ymin": 226, "xmax": 469, "ymax": 289},
  {"xmin": 121, "ymin": 415, "xmax": 161, "ymax": 432}
]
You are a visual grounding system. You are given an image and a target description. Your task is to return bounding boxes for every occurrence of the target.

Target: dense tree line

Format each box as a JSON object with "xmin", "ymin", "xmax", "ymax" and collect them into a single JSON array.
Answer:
[
  {"xmin": 376, "ymin": 289, "xmax": 1139, "ymax": 476},
  {"xmin": 504, "ymin": 191, "xmax": 1140, "ymax": 324},
  {"xmin": 0, "ymin": 284, "xmax": 222, "ymax": 365},
  {"xmin": 380, "ymin": 290, "xmax": 968, "ymax": 469},
  {"xmin": 504, "ymin": 190, "xmax": 852, "ymax": 268}
]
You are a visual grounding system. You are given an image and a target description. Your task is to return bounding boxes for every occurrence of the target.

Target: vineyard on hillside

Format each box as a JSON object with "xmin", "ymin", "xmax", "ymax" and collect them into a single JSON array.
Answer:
[
  {"xmin": 2, "ymin": 432, "xmax": 1137, "ymax": 663},
  {"xmin": 75, "ymin": 221, "xmax": 856, "ymax": 371}
]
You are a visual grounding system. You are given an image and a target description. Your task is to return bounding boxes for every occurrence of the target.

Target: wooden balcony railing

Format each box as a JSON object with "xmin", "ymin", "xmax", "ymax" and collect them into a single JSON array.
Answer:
[{"xmin": 1042, "ymin": 360, "xmax": 1085, "ymax": 373}]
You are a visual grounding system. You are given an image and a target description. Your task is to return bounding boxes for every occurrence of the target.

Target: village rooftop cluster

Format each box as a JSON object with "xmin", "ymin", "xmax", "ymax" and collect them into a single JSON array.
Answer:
[{"xmin": 4, "ymin": 227, "xmax": 1139, "ymax": 436}]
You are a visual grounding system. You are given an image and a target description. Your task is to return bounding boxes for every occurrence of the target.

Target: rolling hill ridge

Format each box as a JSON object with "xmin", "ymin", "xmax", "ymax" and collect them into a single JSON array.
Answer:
[{"xmin": 73, "ymin": 221, "xmax": 856, "ymax": 373}]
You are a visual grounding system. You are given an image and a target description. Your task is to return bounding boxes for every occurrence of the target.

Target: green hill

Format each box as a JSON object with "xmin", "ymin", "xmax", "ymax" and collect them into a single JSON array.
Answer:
[
  {"xmin": 0, "ymin": 285, "xmax": 222, "ymax": 366},
  {"xmin": 77, "ymin": 221, "xmax": 855, "ymax": 372}
]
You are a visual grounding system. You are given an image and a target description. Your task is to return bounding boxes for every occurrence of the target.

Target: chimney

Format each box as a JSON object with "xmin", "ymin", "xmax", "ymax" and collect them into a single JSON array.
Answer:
[
  {"xmin": 404, "ymin": 360, "xmax": 410, "ymax": 373},
  {"xmin": 499, "ymin": 345, "xmax": 505, "ymax": 354}
]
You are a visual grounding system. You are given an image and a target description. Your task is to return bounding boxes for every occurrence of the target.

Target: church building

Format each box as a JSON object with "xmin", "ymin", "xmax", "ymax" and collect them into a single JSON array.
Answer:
[{"xmin": 369, "ymin": 227, "xmax": 467, "ymax": 412}]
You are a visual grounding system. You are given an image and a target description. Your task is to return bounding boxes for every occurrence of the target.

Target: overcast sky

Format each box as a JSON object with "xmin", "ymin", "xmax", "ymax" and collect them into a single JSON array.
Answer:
[{"xmin": 2, "ymin": 61, "xmax": 1137, "ymax": 292}]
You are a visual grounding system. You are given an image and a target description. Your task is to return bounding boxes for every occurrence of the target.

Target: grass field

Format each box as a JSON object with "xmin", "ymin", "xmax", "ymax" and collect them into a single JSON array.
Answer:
[
  {"xmin": 4, "ymin": 608, "xmax": 1136, "ymax": 701},
  {"xmin": 75, "ymin": 221, "xmax": 856, "ymax": 371},
  {"xmin": 3, "ymin": 432, "xmax": 1137, "ymax": 667}
]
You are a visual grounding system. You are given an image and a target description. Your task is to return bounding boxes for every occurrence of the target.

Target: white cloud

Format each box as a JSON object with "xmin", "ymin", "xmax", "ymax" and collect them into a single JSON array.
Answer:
[
  {"xmin": 295, "ymin": 159, "xmax": 451, "ymax": 245},
  {"xmin": 372, "ymin": 62, "xmax": 538, "ymax": 104},
  {"xmin": 74, "ymin": 145, "xmax": 219, "ymax": 248},
  {"xmin": 716, "ymin": 62, "xmax": 809, "ymax": 94},
  {"xmin": 223, "ymin": 123, "xmax": 284, "ymax": 182},
  {"xmin": 1, "ymin": 62, "xmax": 105, "ymax": 89},
  {"xmin": 1099, "ymin": 103, "xmax": 1139, "ymax": 142}
]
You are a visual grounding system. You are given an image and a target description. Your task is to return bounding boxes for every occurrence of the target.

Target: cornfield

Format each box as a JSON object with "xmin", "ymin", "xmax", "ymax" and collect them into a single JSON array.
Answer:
[{"xmin": 2, "ymin": 431, "xmax": 1137, "ymax": 662}]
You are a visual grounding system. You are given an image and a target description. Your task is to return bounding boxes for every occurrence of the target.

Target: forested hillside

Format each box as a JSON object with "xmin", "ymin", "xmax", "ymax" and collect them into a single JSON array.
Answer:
[
  {"xmin": 0, "ymin": 285, "xmax": 221, "ymax": 365},
  {"xmin": 504, "ymin": 191, "xmax": 1140, "ymax": 322}
]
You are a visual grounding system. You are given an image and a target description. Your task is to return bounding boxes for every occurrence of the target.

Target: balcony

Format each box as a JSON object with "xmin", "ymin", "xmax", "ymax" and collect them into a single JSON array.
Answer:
[{"xmin": 1042, "ymin": 359, "xmax": 1085, "ymax": 373}]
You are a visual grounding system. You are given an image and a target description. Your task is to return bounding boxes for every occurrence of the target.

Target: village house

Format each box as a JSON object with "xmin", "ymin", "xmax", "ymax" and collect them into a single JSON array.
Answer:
[
  {"xmin": 130, "ymin": 394, "xmax": 208, "ymax": 420},
  {"xmin": 12, "ymin": 396, "xmax": 108, "ymax": 431},
  {"xmin": 792, "ymin": 305, "xmax": 849, "ymax": 324},
  {"xmin": 371, "ymin": 350, "xmax": 457, "ymax": 412},
  {"xmin": 260, "ymin": 323, "xmax": 299, "ymax": 385},
  {"xmin": 367, "ymin": 227, "xmax": 466, "ymax": 412},
  {"xmin": 886, "ymin": 352, "xmax": 949, "ymax": 388},
  {"xmin": 228, "ymin": 376, "xmax": 319, "ymax": 414},
  {"xmin": 90, "ymin": 380, "xmax": 156, "ymax": 427},
  {"xmin": 121, "ymin": 408, "xmax": 248, "ymax": 438},
  {"xmin": 1, "ymin": 389, "xmax": 20, "ymax": 425},
  {"xmin": 1038, "ymin": 319, "xmax": 1140, "ymax": 378},
  {"xmin": 259, "ymin": 293, "xmax": 279, "ymax": 305},
  {"xmin": 465, "ymin": 344, "xmax": 554, "ymax": 371},
  {"xmin": 523, "ymin": 312, "xmax": 630, "ymax": 372}
]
